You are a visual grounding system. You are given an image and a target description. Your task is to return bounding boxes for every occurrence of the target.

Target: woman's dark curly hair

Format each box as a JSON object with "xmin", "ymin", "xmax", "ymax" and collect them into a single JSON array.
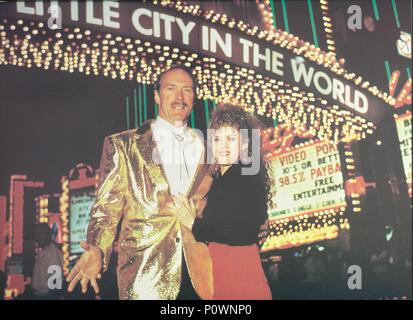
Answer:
[{"xmin": 208, "ymin": 103, "xmax": 273, "ymax": 206}]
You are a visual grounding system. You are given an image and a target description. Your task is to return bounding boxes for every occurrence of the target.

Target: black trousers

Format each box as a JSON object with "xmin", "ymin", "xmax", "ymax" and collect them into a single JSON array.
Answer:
[{"xmin": 176, "ymin": 255, "xmax": 200, "ymax": 300}]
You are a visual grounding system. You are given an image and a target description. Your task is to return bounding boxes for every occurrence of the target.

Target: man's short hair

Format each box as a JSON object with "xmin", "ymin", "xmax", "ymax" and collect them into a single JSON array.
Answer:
[{"xmin": 154, "ymin": 64, "xmax": 197, "ymax": 92}]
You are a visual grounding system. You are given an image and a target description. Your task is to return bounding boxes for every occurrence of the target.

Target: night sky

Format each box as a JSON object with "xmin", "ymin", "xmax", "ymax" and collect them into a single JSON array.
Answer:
[{"xmin": 0, "ymin": 64, "xmax": 136, "ymax": 195}]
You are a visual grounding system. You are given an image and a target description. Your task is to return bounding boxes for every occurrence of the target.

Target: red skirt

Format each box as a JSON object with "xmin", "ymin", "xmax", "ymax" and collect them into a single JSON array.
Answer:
[{"xmin": 209, "ymin": 242, "xmax": 272, "ymax": 300}]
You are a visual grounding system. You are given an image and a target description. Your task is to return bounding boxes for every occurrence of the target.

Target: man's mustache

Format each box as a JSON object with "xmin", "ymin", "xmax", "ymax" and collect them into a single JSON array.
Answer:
[{"xmin": 171, "ymin": 102, "xmax": 189, "ymax": 108}]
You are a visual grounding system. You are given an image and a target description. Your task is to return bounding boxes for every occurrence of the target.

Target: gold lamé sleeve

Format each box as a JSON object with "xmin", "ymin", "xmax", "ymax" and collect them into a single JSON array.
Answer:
[{"xmin": 87, "ymin": 136, "xmax": 127, "ymax": 271}]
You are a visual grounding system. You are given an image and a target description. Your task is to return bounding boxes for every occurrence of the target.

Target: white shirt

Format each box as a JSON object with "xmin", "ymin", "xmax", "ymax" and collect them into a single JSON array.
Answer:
[{"xmin": 151, "ymin": 116, "xmax": 204, "ymax": 196}]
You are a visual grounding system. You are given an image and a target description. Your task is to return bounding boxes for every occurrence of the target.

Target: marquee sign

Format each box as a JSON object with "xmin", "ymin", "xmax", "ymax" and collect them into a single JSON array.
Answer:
[
  {"xmin": 69, "ymin": 187, "xmax": 95, "ymax": 254},
  {"xmin": 0, "ymin": 1, "xmax": 393, "ymax": 126},
  {"xmin": 395, "ymin": 112, "xmax": 412, "ymax": 197},
  {"xmin": 268, "ymin": 140, "xmax": 345, "ymax": 219}
]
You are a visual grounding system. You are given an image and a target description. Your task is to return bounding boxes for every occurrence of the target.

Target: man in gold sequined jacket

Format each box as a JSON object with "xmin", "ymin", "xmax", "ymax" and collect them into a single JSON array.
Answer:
[{"xmin": 66, "ymin": 65, "xmax": 214, "ymax": 300}]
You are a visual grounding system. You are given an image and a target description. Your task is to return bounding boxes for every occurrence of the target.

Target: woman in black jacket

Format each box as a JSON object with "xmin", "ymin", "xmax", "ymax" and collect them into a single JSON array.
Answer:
[{"xmin": 172, "ymin": 104, "xmax": 272, "ymax": 299}]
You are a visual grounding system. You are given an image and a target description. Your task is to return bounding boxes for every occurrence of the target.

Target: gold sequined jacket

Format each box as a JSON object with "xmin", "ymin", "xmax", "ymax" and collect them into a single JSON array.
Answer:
[{"xmin": 87, "ymin": 120, "xmax": 214, "ymax": 300}]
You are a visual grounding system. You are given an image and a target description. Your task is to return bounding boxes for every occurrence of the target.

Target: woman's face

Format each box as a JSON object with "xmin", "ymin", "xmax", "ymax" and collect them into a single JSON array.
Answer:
[{"xmin": 212, "ymin": 125, "xmax": 241, "ymax": 166}]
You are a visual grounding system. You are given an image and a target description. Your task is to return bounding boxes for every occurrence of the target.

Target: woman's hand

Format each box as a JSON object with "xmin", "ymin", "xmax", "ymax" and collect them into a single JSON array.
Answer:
[{"xmin": 166, "ymin": 194, "xmax": 196, "ymax": 230}]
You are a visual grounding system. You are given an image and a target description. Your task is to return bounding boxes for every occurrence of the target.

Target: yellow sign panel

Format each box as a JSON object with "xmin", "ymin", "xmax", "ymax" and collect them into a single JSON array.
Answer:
[
  {"xmin": 268, "ymin": 140, "xmax": 346, "ymax": 219},
  {"xmin": 395, "ymin": 113, "xmax": 412, "ymax": 196}
]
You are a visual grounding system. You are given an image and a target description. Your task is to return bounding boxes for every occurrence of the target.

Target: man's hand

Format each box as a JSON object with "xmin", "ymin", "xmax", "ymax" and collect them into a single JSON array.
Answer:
[
  {"xmin": 66, "ymin": 241, "xmax": 103, "ymax": 294},
  {"xmin": 258, "ymin": 219, "xmax": 269, "ymax": 248}
]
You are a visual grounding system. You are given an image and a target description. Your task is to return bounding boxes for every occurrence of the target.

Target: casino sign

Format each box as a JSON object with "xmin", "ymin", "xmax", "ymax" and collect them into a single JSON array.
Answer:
[{"xmin": 0, "ymin": 0, "xmax": 394, "ymax": 144}]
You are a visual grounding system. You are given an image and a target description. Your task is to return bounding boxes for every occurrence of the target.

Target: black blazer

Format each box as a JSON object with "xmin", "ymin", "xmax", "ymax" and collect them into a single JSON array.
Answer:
[{"xmin": 192, "ymin": 163, "xmax": 268, "ymax": 246}]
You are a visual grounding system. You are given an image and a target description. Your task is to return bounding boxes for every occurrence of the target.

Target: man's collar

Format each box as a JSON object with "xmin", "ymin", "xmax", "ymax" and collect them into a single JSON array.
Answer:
[{"xmin": 152, "ymin": 116, "xmax": 188, "ymax": 135}]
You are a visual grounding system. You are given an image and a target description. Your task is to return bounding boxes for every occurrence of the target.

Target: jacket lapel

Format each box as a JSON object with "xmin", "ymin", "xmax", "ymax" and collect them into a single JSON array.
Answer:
[
  {"xmin": 187, "ymin": 148, "xmax": 209, "ymax": 199},
  {"xmin": 135, "ymin": 120, "xmax": 171, "ymax": 198}
]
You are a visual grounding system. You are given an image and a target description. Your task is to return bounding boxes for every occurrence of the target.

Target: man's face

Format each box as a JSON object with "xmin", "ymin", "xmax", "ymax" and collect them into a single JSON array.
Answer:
[{"xmin": 155, "ymin": 68, "xmax": 195, "ymax": 126}]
